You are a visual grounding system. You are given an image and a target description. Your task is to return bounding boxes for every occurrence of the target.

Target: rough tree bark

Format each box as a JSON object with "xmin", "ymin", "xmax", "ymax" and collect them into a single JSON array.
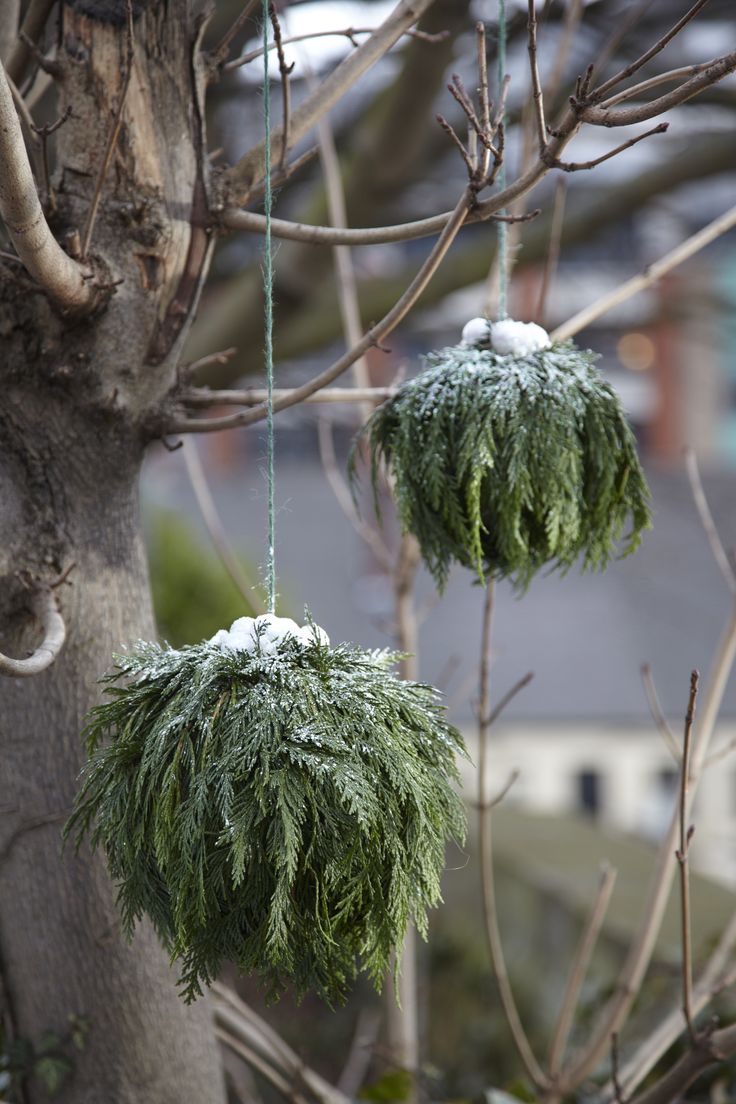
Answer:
[{"xmin": 0, "ymin": 1, "xmax": 226, "ymax": 1101}]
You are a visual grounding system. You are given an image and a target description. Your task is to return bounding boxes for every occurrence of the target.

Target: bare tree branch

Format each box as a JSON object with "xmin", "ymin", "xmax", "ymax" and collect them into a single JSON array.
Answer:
[
  {"xmin": 580, "ymin": 51, "xmax": 736, "ymax": 126},
  {"xmin": 222, "ymin": 0, "xmax": 435, "ymax": 203},
  {"xmin": 171, "ymin": 188, "xmax": 474, "ymax": 434},
  {"xmin": 212, "ymin": 983, "xmax": 349, "ymax": 1104},
  {"xmin": 5, "ymin": 0, "xmax": 55, "ymax": 85},
  {"xmin": 548, "ymin": 122, "xmax": 668, "ymax": 173},
  {"xmin": 551, "ymin": 204, "xmax": 736, "ymax": 343},
  {"xmin": 0, "ymin": 587, "xmax": 66, "ymax": 678},
  {"xmin": 684, "ymin": 448, "xmax": 736, "ymax": 595},
  {"xmin": 181, "ymin": 438, "xmax": 264, "ymax": 612},
  {"xmin": 179, "ymin": 385, "xmax": 397, "ymax": 408},
  {"xmin": 599, "ymin": 62, "xmax": 713, "ymax": 109},
  {"xmin": 557, "ymin": 602, "xmax": 736, "ymax": 1092},
  {"xmin": 641, "ymin": 662, "xmax": 681, "ymax": 763},
  {"xmin": 526, "ymin": 0, "xmax": 547, "ymax": 153},
  {"xmin": 0, "ymin": 59, "xmax": 94, "ymax": 312},
  {"xmin": 221, "ymin": 204, "xmax": 536, "ymax": 245},
  {"xmin": 477, "ymin": 582, "xmax": 550, "ymax": 1090},
  {"xmin": 676, "ymin": 671, "xmax": 699, "ymax": 1043},
  {"xmin": 591, "ymin": 0, "xmax": 712, "ymax": 101},
  {"xmin": 547, "ymin": 863, "xmax": 618, "ymax": 1076},
  {"xmin": 208, "ymin": 0, "xmax": 259, "ymax": 73},
  {"xmin": 610, "ymin": 910, "xmax": 736, "ymax": 1101},
  {"xmin": 223, "ymin": 24, "xmax": 450, "ymax": 73},
  {"xmin": 628, "ymin": 1023, "xmax": 736, "ymax": 1104}
]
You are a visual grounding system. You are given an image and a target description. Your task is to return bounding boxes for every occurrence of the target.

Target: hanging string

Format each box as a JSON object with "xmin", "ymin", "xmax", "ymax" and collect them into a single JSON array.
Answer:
[
  {"xmin": 496, "ymin": 0, "xmax": 508, "ymax": 320},
  {"xmin": 262, "ymin": 0, "xmax": 276, "ymax": 614}
]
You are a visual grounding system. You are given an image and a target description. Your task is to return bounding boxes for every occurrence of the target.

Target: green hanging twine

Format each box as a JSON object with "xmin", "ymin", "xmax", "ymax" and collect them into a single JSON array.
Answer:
[
  {"xmin": 349, "ymin": 2, "xmax": 651, "ymax": 592},
  {"xmin": 262, "ymin": 0, "xmax": 276, "ymax": 614},
  {"xmin": 66, "ymin": 0, "xmax": 468, "ymax": 1007}
]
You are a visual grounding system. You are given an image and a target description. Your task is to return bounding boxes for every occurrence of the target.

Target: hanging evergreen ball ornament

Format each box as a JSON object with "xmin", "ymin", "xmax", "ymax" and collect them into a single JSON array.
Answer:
[
  {"xmin": 351, "ymin": 318, "xmax": 651, "ymax": 592},
  {"xmin": 67, "ymin": 615, "xmax": 467, "ymax": 1004}
]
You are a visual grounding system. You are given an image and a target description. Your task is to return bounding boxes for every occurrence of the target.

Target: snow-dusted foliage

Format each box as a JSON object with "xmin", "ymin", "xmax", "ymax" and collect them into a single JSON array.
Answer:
[
  {"xmin": 351, "ymin": 340, "xmax": 651, "ymax": 591},
  {"xmin": 66, "ymin": 635, "xmax": 467, "ymax": 1004}
]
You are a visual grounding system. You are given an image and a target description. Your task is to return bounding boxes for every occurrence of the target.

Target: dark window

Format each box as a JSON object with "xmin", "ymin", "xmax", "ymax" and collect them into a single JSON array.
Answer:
[{"xmin": 577, "ymin": 769, "xmax": 601, "ymax": 816}]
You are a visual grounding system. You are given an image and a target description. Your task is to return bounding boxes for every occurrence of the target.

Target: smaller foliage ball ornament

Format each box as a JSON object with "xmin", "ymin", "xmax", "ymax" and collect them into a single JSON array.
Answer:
[
  {"xmin": 353, "ymin": 318, "xmax": 651, "ymax": 591},
  {"xmin": 67, "ymin": 614, "xmax": 467, "ymax": 1004}
]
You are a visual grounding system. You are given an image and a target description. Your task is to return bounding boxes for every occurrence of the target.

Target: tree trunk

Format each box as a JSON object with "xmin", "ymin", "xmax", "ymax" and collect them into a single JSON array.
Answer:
[{"xmin": 0, "ymin": 2, "xmax": 226, "ymax": 1100}]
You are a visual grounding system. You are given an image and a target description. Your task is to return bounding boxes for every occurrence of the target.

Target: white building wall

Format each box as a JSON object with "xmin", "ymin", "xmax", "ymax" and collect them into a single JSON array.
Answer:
[{"xmin": 460, "ymin": 723, "xmax": 736, "ymax": 886}]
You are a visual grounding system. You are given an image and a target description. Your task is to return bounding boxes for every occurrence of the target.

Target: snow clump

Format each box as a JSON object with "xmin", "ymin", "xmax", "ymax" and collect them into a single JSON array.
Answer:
[
  {"xmin": 460, "ymin": 316, "xmax": 551, "ymax": 357},
  {"xmin": 209, "ymin": 614, "xmax": 330, "ymax": 656}
]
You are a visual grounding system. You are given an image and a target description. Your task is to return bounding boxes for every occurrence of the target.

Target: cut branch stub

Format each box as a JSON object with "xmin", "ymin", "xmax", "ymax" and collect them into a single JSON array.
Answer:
[{"xmin": 0, "ymin": 587, "xmax": 66, "ymax": 678}]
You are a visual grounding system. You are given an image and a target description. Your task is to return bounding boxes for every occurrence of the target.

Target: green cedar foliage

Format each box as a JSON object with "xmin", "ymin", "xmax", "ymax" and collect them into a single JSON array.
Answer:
[
  {"xmin": 351, "ymin": 341, "xmax": 651, "ymax": 591},
  {"xmin": 66, "ymin": 635, "xmax": 467, "ymax": 1005}
]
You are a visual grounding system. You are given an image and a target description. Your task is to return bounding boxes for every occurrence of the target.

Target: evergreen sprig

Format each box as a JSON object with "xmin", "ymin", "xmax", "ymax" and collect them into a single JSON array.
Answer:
[
  {"xmin": 351, "ymin": 341, "xmax": 651, "ymax": 590},
  {"xmin": 66, "ymin": 637, "xmax": 467, "ymax": 1004}
]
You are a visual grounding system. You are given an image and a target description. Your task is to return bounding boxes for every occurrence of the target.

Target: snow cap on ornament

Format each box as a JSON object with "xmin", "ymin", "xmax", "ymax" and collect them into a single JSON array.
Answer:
[
  {"xmin": 209, "ymin": 613, "xmax": 330, "ymax": 655},
  {"xmin": 351, "ymin": 315, "xmax": 651, "ymax": 591}
]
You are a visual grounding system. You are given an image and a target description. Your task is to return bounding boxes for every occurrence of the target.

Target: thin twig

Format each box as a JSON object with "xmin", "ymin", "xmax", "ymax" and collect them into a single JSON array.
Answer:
[
  {"xmin": 641, "ymin": 663, "xmax": 681, "ymax": 763},
  {"xmin": 592, "ymin": 0, "xmax": 712, "ymax": 100},
  {"xmin": 180, "ymin": 347, "xmax": 238, "ymax": 379},
  {"xmin": 551, "ymin": 204, "xmax": 736, "ymax": 342},
  {"xmin": 611, "ymin": 1033, "xmax": 625, "ymax": 1104},
  {"xmin": 549, "ymin": 122, "xmax": 668, "ymax": 172},
  {"xmin": 5, "ymin": 0, "xmax": 55, "ymax": 85},
  {"xmin": 0, "ymin": 587, "xmax": 66, "ymax": 678},
  {"xmin": 676, "ymin": 670, "xmax": 699, "ymax": 1043},
  {"xmin": 484, "ymin": 671, "xmax": 534, "ymax": 729},
  {"xmin": 526, "ymin": 0, "xmax": 547, "ymax": 153},
  {"xmin": 31, "ymin": 105, "xmax": 72, "ymax": 212},
  {"xmin": 81, "ymin": 0, "xmax": 135, "ymax": 259},
  {"xmin": 627, "ymin": 1023, "xmax": 736, "ymax": 1104},
  {"xmin": 543, "ymin": 0, "xmax": 583, "ymax": 109},
  {"xmin": 208, "ymin": 0, "xmax": 259, "ymax": 71},
  {"xmin": 213, "ymin": 983, "xmax": 348, "ymax": 1104},
  {"xmin": 557, "ymin": 602, "xmax": 736, "ymax": 1093},
  {"xmin": 703, "ymin": 736, "xmax": 736, "ymax": 768},
  {"xmin": 599, "ymin": 62, "xmax": 713, "ymax": 109},
  {"xmin": 216, "ymin": 1027, "xmax": 310, "ymax": 1104},
  {"xmin": 336, "ymin": 1008, "xmax": 381, "ymax": 1097},
  {"xmin": 317, "ymin": 419, "xmax": 393, "ymax": 572},
  {"xmin": 224, "ymin": 24, "xmax": 449, "ymax": 72},
  {"xmin": 684, "ymin": 448, "xmax": 736, "ymax": 594},
  {"xmin": 477, "ymin": 581, "xmax": 550, "ymax": 1089},
  {"xmin": 181, "ymin": 438, "xmax": 264, "ymax": 612},
  {"xmin": 535, "ymin": 175, "xmax": 566, "ymax": 327},
  {"xmin": 581, "ymin": 51, "xmax": 736, "ymax": 127},
  {"xmin": 476, "ymin": 22, "xmax": 490, "ymax": 173},
  {"xmin": 548, "ymin": 863, "xmax": 618, "ymax": 1075},
  {"xmin": 223, "ymin": 0, "xmax": 437, "ymax": 201},
  {"xmin": 268, "ymin": 3, "xmax": 293, "ymax": 172},
  {"xmin": 611, "ymin": 910, "xmax": 736, "ymax": 1100}
]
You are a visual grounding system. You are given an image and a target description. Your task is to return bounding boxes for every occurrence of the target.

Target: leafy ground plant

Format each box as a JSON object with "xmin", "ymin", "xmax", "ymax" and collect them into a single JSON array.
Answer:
[
  {"xmin": 66, "ymin": 634, "xmax": 467, "ymax": 1005},
  {"xmin": 353, "ymin": 341, "xmax": 652, "ymax": 591}
]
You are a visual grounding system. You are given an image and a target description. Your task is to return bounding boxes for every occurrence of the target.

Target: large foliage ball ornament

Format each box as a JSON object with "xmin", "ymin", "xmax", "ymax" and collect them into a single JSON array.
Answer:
[
  {"xmin": 67, "ymin": 614, "xmax": 467, "ymax": 1004},
  {"xmin": 352, "ymin": 317, "xmax": 652, "ymax": 591}
]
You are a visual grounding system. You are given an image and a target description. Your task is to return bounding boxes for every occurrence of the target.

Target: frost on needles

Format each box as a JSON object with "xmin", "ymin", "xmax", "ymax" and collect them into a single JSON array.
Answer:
[
  {"xmin": 66, "ymin": 634, "xmax": 467, "ymax": 1004},
  {"xmin": 352, "ymin": 339, "xmax": 652, "ymax": 591}
]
